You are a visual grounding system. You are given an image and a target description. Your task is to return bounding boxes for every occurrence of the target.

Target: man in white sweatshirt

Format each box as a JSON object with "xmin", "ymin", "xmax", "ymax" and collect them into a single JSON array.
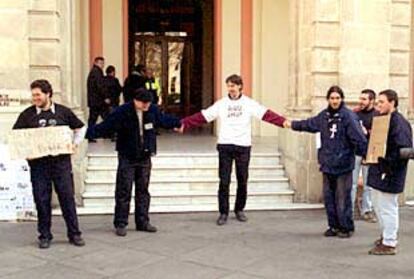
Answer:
[{"xmin": 179, "ymin": 74, "xmax": 287, "ymax": 225}]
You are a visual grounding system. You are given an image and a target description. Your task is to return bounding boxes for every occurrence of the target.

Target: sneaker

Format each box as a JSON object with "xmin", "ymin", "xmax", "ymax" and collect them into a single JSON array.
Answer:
[
  {"xmin": 235, "ymin": 211, "xmax": 248, "ymax": 222},
  {"xmin": 69, "ymin": 235, "xmax": 85, "ymax": 247},
  {"xmin": 362, "ymin": 211, "xmax": 377, "ymax": 223},
  {"xmin": 369, "ymin": 244, "xmax": 396, "ymax": 255},
  {"xmin": 38, "ymin": 238, "xmax": 51, "ymax": 249},
  {"xmin": 324, "ymin": 228, "xmax": 338, "ymax": 237},
  {"xmin": 115, "ymin": 226, "xmax": 127, "ymax": 237},
  {"xmin": 216, "ymin": 214, "xmax": 228, "ymax": 226},
  {"xmin": 136, "ymin": 223, "xmax": 157, "ymax": 233}
]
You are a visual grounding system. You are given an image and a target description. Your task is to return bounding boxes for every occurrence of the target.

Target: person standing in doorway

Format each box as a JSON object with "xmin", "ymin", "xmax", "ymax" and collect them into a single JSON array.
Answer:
[
  {"xmin": 123, "ymin": 64, "xmax": 146, "ymax": 103},
  {"xmin": 87, "ymin": 56, "xmax": 108, "ymax": 142}
]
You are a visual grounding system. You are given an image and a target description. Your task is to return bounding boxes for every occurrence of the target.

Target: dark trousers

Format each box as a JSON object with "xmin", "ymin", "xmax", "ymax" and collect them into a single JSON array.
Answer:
[
  {"xmin": 114, "ymin": 155, "xmax": 152, "ymax": 228},
  {"xmin": 29, "ymin": 155, "xmax": 81, "ymax": 240},
  {"xmin": 88, "ymin": 106, "xmax": 109, "ymax": 128},
  {"xmin": 217, "ymin": 144, "xmax": 251, "ymax": 215},
  {"xmin": 323, "ymin": 172, "xmax": 354, "ymax": 233}
]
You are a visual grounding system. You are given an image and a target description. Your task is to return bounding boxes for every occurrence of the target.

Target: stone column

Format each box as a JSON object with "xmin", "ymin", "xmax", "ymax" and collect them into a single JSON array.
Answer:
[{"xmin": 0, "ymin": 1, "xmax": 30, "ymax": 140}]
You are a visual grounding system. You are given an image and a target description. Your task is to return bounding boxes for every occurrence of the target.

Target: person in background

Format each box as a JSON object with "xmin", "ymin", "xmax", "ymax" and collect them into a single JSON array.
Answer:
[
  {"xmin": 351, "ymin": 89, "xmax": 378, "ymax": 222},
  {"xmin": 87, "ymin": 57, "xmax": 108, "ymax": 142},
  {"xmin": 123, "ymin": 64, "xmax": 146, "ymax": 103}
]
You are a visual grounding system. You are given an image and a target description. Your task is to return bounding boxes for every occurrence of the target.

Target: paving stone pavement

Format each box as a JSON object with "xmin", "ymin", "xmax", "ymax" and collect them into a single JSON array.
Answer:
[{"xmin": 1, "ymin": 209, "xmax": 414, "ymax": 279}]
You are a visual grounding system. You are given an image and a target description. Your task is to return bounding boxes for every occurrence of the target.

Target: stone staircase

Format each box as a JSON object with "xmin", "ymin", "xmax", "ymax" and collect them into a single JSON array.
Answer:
[{"xmin": 77, "ymin": 151, "xmax": 310, "ymax": 214}]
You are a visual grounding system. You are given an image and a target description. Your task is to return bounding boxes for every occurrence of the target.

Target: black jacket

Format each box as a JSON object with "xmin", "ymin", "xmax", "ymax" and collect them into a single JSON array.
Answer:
[
  {"xmin": 86, "ymin": 102, "xmax": 181, "ymax": 160},
  {"xmin": 103, "ymin": 76, "xmax": 122, "ymax": 106},
  {"xmin": 87, "ymin": 65, "xmax": 105, "ymax": 107},
  {"xmin": 123, "ymin": 72, "xmax": 146, "ymax": 103},
  {"xmin": 292, "ymin": 104, "xmax": 367, "ymax": 175},
  {"xmin": 367, "ymin": 111, "xmax": 413, "ymax": 194}
]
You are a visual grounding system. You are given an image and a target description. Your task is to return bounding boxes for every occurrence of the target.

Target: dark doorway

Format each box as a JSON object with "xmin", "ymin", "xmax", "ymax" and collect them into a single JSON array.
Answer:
[{"xmin": 128, "ymin": 0, "xmax": 214, "ymax": 119}]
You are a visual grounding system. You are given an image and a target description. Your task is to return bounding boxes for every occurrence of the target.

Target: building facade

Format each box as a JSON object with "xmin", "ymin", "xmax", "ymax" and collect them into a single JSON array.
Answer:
[{"xmin": 0, "ymin": 0, "xmax": 413, "ymax": 206}]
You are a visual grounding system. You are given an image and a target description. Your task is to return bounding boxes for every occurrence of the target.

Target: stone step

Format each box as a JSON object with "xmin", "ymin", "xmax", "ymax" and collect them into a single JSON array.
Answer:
[
  {"xmin": 86, "ymin": 165, "xmax": 285, "ymax": 180},
  {"xmin": 82, "ymin": 186, "xmax": 293, "ymax": 197},
  {"xmin": 82, "ymin": 191, "xmax": 294, "ymax": 208},
  {"xmin": 87, "ymin": 153, "xmax": 282, "ymax": 166},
  {"xmin": 53, "ymin": 203, "xmax": 324, "ymax": 215},
  {"xmin": 84, "ymin": 176, "xmax": 289, "ymax": 191},
  {"xmin": 84, "ymin": 178, "xmax": 290, "ymax": 193}
]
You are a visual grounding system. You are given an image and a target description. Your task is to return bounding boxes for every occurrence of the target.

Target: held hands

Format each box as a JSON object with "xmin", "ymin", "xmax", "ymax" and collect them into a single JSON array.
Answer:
[
  {"xmin": 283, "ymin": 120, "xmax": 292, "ymax": 129},
  {"xmin": 174, "ymin": 124, "xmax": 185, "ymax": 134}
]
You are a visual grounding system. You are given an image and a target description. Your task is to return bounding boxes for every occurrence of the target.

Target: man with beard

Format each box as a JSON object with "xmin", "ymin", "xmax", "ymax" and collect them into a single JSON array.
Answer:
[
  {"xmin": 178, "ymin": 74, "xmax": 288, "ymax": 226},
  {"xmin": 285, "ymin": 86, "xmax": 367, "ymax": 238},
  {"xmin": 351, "ymin": 89, "xmax": 378, "ymax": 222},
  {"xmin": 367, "ymin": 90, "xmax": 413, "ymax": 255},
  {"xmin": 13, "ymin": 79, "xmax": 86, "ymax": 249}
]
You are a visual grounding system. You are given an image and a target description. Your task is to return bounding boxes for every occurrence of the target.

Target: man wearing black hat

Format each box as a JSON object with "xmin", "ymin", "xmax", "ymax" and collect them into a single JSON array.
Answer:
[
  {"xmin": 13, "ymin": 79, "xmax": 86, "ymax": 249},
  {"xmin": 86, "ymin": 88, "xmax": 181, "ymax": 236}
]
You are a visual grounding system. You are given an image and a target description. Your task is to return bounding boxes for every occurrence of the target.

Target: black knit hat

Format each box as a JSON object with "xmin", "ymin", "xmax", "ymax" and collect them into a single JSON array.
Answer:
[{"xmin": 134, "ymin": 88, "xmax": 152, "ymax": 102}]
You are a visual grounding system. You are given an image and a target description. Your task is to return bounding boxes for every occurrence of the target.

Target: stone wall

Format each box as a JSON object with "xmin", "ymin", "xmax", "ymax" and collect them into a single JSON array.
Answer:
[
  {"xmin": 0, "ymin": 0, "xmax": 87, "ymax": 204},
  {"xmin": 280, "ymin": 0, "xmax": 414, "ymax": 203}
]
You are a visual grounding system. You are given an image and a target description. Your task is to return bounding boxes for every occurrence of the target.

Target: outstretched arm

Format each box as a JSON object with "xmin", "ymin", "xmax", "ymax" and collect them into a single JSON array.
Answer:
[
  {"xmin": 152, "ymin": 105, "xmax": 181, "ymax": 129},
  {"xmin": 86, "ymin": 110, "xmax": 123, "ymax": 140},
  {"xmin": 261, "ymin": 109, "xmax": 287, "ymax": 128},
  {"xmin": 180, "ymin": 101, "xmax": 220, "ymax": 132},
  {"xmin": 291, "ymin": 114, "xmax": 322, "ymax": 133}
]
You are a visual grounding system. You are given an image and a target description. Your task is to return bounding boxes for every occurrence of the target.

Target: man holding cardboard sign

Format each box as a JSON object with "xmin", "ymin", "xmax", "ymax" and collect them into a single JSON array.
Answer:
[
  {"xmin": 367, "ymin": 90, "xmax": 413, "ymax": 255},
  {"xmin": 12, "ymin": 80, "xmax": 86, "ymax": 249}
]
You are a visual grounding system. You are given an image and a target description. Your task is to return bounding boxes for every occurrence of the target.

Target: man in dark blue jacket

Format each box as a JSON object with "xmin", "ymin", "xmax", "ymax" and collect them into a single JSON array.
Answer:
[
  {"xmin": 86, "ymin": 88, "xmax": 181, "ymax": 236},
  {"xmin": 285, "ymin": 86, "xmax": 367, "ymax": 238},
  {"xmin": 367, "ymin": 90, "xmax": 413, "ymax": 256}
]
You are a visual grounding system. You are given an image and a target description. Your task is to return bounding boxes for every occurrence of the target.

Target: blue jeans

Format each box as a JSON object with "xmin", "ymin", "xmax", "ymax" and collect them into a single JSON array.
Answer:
[
  {"xmin": 323, "ymin": 172, "xmax": 354, "ymax": 233},
  {"xmin": 351, "ymin": 156, "xmax": 373, "ymax": 215}
]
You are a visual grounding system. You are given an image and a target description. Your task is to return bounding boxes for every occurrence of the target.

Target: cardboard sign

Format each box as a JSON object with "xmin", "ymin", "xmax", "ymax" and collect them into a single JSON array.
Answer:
[
  {"xmin": 8, "ymin": 126, "xmax": 74, "ymax": 160},
  {"xmin": 366, "ymin": 114, "xmax": 391, "ymax": 164}
]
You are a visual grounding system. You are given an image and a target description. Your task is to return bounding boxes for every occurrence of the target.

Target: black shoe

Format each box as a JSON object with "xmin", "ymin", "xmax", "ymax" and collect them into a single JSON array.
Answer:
[
  {"xmin": 216, "ymin": 214, "xmax": 228, "ymax": 226},
  {"xmin": 69, "ymin": 235, "xmax": 85, "ymax": 247},
  {"xmin": 235, "ymin": 211, "xmax": 248, "ymax": 222},
  {"xmin": 324, "ymin": 228, "xmax": 338, "ymax": 237},
  {"xmin": 88, "ymin": 139, "xmax": 97, "ymax": 143},
  {"xmin": 136, "ymin": 223, "xmax": 157, "ymax": 233},
  {"xmin": 38, "ymin": 238, "xmax": 51, "ymax": 249},
  {"xmin": 337, "ymin": 231, "xmax": 353, "ymax": 239},
  {"xmin": 115, "ymin": 226, "xmax": 127, "ymax": 237}
]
